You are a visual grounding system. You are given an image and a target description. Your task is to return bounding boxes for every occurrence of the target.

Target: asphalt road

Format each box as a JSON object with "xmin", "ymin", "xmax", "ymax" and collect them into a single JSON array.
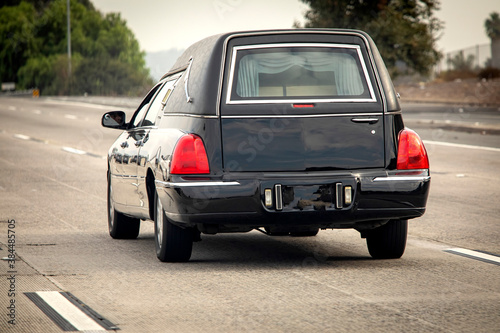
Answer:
[{"xmin": 0, "ymin": 97, "xmax": 499, "ymax": 333}]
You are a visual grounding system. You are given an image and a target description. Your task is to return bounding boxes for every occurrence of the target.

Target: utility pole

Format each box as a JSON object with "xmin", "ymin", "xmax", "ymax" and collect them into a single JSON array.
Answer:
[{"xmin": 67, "ymin": 0, "xmax": 71, "ymax": 79}]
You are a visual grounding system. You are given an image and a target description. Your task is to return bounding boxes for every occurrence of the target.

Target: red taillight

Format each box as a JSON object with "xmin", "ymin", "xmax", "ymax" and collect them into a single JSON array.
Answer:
[
  {"xmin": 170, "ymin": 134, "xmax": 210, "ymax": 174},
  {"xmin": 396, "ymin": 129, "xmax": 429, "ymax": 170}
]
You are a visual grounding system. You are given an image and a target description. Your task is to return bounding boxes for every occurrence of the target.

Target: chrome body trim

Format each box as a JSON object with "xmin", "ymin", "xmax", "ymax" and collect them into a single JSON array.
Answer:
[
  {"xmin": 373, "ymin": 176, "xmax": 431, "ymax": 182},
  {"xmin": 162, "ymin": 113, "xmax": 219, "ymax": 119},
  {"xmin": 155, "ymin": 180, "xmax": 241, "ymax": 188},
  {"xmin": 351, "ymin": 118, "xmax": 380, "ymax": 123},
  {"xmin": 335, "ymin": 183, "xmax": 343, "ymax": 209},
  {"xmin": 275, "ymin": 184, "xmax": 283, "ymax": 211},
  {"xmin": 184, "ymin": 56, "xmax": 194, "ymax": 103}
]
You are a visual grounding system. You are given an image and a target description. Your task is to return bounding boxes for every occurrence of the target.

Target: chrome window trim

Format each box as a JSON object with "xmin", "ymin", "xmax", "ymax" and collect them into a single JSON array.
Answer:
[
  {"xmin": 221, "ymin": 112, "xmax": 383, "ymax": 119},
  {"xmin": 155, "ymin": 180, "xmax": 241, "ymax": 188},
  {"xmin": 225, "ymin": 43, "xmax": 377, "ymax": 105},
  {"xmin": 227, "ymin": 98, "xmax": 377, "ymax": 105}
]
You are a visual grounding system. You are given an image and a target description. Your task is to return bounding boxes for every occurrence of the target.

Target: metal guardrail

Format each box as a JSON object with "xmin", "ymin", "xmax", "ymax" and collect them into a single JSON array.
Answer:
[{"xmin": 0, "ymin": 89, "xmax": 39, "ymax": 97}]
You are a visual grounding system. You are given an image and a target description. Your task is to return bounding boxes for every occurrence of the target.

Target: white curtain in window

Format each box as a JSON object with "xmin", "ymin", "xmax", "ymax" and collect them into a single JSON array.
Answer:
[{"xmin": 236, "ymin": 51, "xmax": 364, "ymax": 97}]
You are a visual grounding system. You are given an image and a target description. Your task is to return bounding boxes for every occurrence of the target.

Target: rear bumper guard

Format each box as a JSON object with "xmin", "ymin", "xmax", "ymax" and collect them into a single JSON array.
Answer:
[{"xmin": 154, "ymin": 170, "xmax": 430, "ymax": 227}]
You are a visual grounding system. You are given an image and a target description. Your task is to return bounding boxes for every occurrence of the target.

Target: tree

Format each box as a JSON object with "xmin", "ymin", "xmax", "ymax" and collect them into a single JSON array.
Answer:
[
  {"xmin": 485, "ymin": 12, "xmax": 500, "ymax": 69},
  {"xmin": 485, "ymin": 12, "xmax": 500, "ymax": 40},
  {"xmin": 0, "ymin": 2, "xmax": 37, "ymax": 83},
  {"xmin": 0, "ymin": 0, "xmax": 152, "ymax": 95},
  {"xmin": 295, "ymin": 0, "xmax": 443, "ymax": 76},
  {"xmin": 447, "ymin": 51, "xmax": 475, "ymax": 71}
]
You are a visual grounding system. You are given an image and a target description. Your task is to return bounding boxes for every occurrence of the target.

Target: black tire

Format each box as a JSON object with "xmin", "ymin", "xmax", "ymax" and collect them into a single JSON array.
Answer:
[
  {"xmin": 154, "ymin": 192, "xmax": 193, "ymax": 262},
  {"xmin": 366, "ymin": 219, "xmax": 407, "ymax": 259},
  {"xmin": 290, "ymin": 228, "xmax": 319, "ymax": 237},
  {"xmin": 107, "ymin": 173, "xmax": 140, "ymax": 239}
]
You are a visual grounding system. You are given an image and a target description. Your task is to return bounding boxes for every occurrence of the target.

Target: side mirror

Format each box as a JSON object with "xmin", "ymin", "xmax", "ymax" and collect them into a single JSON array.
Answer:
[{"xmin": 102, "ymin": 111, "xmax": 127, "ymax": 129}]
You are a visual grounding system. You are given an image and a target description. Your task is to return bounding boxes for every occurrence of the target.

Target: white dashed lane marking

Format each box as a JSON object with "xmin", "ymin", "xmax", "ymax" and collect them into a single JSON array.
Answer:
[
  {"xmin": 36, "ymin": 291, "xmax": 105, "ymax": 331},
  {"xmin": 11, "ymin": 133, "xmax": 105, "ymax": 159},
  {"xmin": 424, "ymin": 140, "xmax": 500, "ymax": 153},
  {"xmin": 62, "ymin": 147, "xmax": 87, "ymax": 155},
  {"xmin": 445, "ymin": 248, "xmax": 500, "ymax": 266},
  {"xmin": 25, "ymin": 291, "xmax": 118, "ymax": 331},
  {"xmin": 14, "ymin": 134, "xmax": 30, "ymax": 140}
]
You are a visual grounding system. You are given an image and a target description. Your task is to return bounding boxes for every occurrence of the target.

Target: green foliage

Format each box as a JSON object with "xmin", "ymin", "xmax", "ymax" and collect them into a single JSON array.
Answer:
[
  {"xmin": 0, "ymin": 0, "xmax": 152, "ymax": 95},
  {"xmin": 485, "ymin": 12, "xmax": 500, "ymax": 40},
  {"xmin": 446, "ymin": 51, "xmax": 475, "ymax": 71},
  {"xmin": 296, "ymin": 0, "xmax": 443, "ymax": 76},
  {"xmin": 0, "ymin": 2, "xmax": 37, "ymax": 82}
]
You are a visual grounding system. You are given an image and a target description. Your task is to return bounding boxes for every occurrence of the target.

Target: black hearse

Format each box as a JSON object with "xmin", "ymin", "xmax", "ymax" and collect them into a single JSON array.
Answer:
[{"xmin": 102, "ymin": 29, "xmax": 430, "ymax": 262}]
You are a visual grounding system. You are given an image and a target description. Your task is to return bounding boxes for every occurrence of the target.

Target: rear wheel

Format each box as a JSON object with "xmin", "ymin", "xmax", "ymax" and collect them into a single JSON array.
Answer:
[
  {"xmin": 107, "ymin": 174, "xmax": 140, "ymax": 239},
  {"xmin": 154, "ymin": 192, "xmax": 193, "ymax": 262},
  {"xmin": 366, "ymin": 219, "xmax": 407, "ymax": 259}
]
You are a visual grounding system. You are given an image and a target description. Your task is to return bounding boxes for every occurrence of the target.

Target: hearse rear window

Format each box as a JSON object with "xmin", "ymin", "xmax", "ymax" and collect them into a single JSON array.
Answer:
[{"xmin": 226, "ymin": 43, "xmax": 376, "ymax": 104}]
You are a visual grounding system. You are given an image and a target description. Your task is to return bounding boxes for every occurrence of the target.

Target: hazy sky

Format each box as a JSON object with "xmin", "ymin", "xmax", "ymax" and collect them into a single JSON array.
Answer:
[{"xmin": 91, "ymin": 0, "xmax": 499, "ymax": 54}]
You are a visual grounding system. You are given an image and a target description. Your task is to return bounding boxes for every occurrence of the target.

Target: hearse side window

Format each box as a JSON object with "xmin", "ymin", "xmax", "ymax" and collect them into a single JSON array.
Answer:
[
  {"xmin": 140, "ymin": 76, "xmax": 179, "ymax": 127},
  {"xmin": 227, "ymin": 44, "xmax": 376, "ymax": 104},
  {"xmin": 130, "ymin": 82, "xmax": 163, "ymax": 128}
]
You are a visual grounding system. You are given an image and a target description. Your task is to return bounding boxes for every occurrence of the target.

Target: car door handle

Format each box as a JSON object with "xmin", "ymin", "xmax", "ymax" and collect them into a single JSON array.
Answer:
[
  {"xmin": 120, "ymin": 141, "xmax": 129, "ymax": 148},
  {"xmin": 351, "ymin": 118, "xmax": 379, "ymax": 124},
  {"xmin": 135, "ymin": 140, "xmax": 143, "ymax": 147}
]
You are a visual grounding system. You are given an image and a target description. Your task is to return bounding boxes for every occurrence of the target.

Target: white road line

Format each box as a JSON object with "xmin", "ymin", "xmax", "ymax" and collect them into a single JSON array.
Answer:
[
  {"xmin": 446, "ymin": 248, "xmax": 500, "ymax": 266},
  {"xmin": 10, "ymin": 132, "xmax": 105, "ymax": 159},
  {"xmin": 44, "ymin": 98, "xmax": 132, "ymax": 111},
  {"xmin": 14, "ymin": 134, "xmax": 30, "ymax": 140},
  {"xmin": 8, "ymin": 106, "xmax": 16, "ymax": 111},
  {"xmin": 423, "ymin": 140, "xmax": 500, "ymax": 153},
  {"xmin": 33, "ymin": 109, "xmax": 42, "ymax": 115},
  {"xmin": 64, "ymin": 114, "xmax": 77, "ymax": 120},
  {"xmin": 36, "ymin": 291, "xmax": 105, "ymax": 331},
  {"xmin": 62, "ymin": 147, "xmax": 87, "ymax": 155}
]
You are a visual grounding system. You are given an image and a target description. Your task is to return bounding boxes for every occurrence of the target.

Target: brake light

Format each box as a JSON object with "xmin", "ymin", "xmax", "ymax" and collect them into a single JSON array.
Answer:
[
  {"xmin": 396, "ymin": 129, "xmax": 429, "ymax": 170},
  {"xmin": 170, "ymin": 134, "xmax": 210, "ymax": 174}
]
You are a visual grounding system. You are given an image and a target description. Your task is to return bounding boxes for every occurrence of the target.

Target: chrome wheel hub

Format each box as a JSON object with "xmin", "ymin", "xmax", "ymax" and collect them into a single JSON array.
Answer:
[
  {"xmin": 108, "ymin": 183, "xmax": 114, "ymax": 228},
  {"xmin": 156, "ymin": 196, "xmax": 163, "ymax": 247}
]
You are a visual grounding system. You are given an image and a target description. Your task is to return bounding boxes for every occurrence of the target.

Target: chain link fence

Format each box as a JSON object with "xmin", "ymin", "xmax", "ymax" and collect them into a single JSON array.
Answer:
[{"xmin": 435, "ymin": 43, "xmax": 492, "ymax": 74}]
